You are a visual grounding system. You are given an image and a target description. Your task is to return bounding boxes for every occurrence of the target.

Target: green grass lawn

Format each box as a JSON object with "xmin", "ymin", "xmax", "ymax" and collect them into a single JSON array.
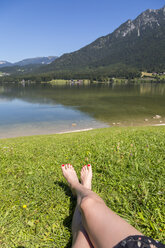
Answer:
[
  {"xmin": 46, "ymin": 79, "xmax": 68, "ymax": 85},
  {"xmin": 46, "ymin": 79, "xmax": 90, "ymax": 85},
  {"xmin": 0, "ymin": 127, "xmax": 164, "ymax": 247}
]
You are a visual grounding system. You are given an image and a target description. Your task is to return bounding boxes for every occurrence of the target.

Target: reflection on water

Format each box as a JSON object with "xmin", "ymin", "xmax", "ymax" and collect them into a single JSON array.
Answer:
[
  {"xmin": 0, "ymin": 86, "xmax": 4, "ymax": 94},
  {"xmin": 139, "ymin": 83, "xmax": 165, "ymax": 95},
  {"xmin": 0, "ymin": 84, "xmax": 110, "ymax": 138},
  {"xmin": 0, "ymin": 82, "xmax": 165, "ymax": 138}
]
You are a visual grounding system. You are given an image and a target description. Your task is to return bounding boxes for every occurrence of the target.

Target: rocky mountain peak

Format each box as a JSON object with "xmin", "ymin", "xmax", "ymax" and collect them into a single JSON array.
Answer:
[
  {"xmin": 114, "ymin": 6, "xmax": 165, "ymax": 39},
  {"xmin": 162, "ymin": 5, "xmax": 165, "ymax": 13},
  {"xmin": 114, "ymin": 19, "xmax": 135, "ymax": 38}
]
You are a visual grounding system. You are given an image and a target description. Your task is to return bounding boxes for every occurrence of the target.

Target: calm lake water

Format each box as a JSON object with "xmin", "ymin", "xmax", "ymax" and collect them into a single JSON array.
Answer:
[{"xmin": 0, "ymin": 82, "xmax": 165, "ymax": 138}]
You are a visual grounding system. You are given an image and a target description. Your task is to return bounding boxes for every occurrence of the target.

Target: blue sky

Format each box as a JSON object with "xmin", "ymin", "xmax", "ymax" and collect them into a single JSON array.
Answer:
[{"xmin": 0, "ymin": 0, "xmax": 164, "ymax": 62}]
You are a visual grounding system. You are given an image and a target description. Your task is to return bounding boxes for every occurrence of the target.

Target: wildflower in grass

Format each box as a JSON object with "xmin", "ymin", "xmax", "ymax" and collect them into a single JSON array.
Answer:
[
  {"xmin": 23, "ymin": 205, "xmax": 27, "ymax": 209},
  {"xmin": 130, "ymin": 153, "xmax": 133, "ymax": 156},
  {"xmin": 130, "ymin": 144, "xmax": 133, "ymax": 147}
]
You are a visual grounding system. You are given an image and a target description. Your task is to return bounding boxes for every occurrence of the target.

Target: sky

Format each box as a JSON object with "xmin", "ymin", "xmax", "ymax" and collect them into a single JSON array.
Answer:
[{"xmin": 0, "ymin": 0, "xmax": 164, "ymax": 63}]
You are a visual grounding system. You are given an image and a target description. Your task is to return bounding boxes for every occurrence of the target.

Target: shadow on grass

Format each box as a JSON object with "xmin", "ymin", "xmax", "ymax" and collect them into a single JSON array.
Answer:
[
  {"xmin": 54, "ymin": 181, "xmax": 77, "ymax": 248},
  {"xmin": 16, "ymin": 246, "xmax": 26, "ymax": 248}
]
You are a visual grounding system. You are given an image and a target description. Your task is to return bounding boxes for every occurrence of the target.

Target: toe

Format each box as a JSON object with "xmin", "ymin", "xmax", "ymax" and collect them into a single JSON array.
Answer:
[
  {"xmin": 61, "ymin": 164, "xmax": 66, "ymax": 171},
  {"xmin": 65, "ymin": 164, "xmax": 68, "ymax": 169},
  {"xmin": 67, "ymin": 163, "xmax": 71, "ymax": 168},
  {"xmin": 70, "ymin": 164, "xmax": 73, "ymax": 169}
]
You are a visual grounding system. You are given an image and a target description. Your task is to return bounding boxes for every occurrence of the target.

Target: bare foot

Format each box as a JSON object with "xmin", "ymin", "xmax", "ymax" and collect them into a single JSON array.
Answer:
[
  {"xmin": 61, "ymin": 164, "xmax": 79, "ymax": 194},
  {"xmin": 81, "ymin": 164, "xmax": 92, "ymax": 190}
]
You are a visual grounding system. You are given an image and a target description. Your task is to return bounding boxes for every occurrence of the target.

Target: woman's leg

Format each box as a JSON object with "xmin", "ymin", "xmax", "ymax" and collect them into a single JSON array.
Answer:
[
  {"xmin": 71, "ymin": 205, "xmax": 94, "ymax": 248},
  {"xmin": 62, "ymin": 164, "xmax": 93, "ymax": 248},
  {"xmin": 61, "ymin": 164, "xmax": 143, "ymax": 248}
]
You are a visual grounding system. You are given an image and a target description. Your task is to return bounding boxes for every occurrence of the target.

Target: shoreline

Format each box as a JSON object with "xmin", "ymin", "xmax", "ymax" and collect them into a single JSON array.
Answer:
[
  {"xmin": 152, "ymin": 123, "xmax": 165, "ymax": 126},
  {"xmin": 57, "ymin": 128, "xmax": 93, "ymax": 134},
  {"xmin": 0, "ymin": 127, "xmax": 95, "ymax": 139},
  {"xmin": 0, "ymin": 124, "xmax": 165, "ymax": 139}
]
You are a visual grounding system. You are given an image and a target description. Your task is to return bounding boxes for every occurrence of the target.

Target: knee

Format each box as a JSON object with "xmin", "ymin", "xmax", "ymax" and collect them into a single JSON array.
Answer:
[{"xmin": 80, "ymin": 196, "xmax": 95, "ymax": 213}]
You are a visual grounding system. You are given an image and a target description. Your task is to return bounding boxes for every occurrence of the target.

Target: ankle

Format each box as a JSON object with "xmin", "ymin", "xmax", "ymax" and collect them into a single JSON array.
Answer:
[{"xmin": 71, "ymin": 181, "xmax": 81, "ymax": 189}]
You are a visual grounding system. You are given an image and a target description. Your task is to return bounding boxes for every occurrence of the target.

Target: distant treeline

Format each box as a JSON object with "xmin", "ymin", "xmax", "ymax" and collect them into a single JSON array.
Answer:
[
  {"xmin": 1, "ymin": 62, "xmax": 165, "ymax": 84},
  {"xmin": 0, "ymin": 63, "xmax": 142, "ymax": 83}
]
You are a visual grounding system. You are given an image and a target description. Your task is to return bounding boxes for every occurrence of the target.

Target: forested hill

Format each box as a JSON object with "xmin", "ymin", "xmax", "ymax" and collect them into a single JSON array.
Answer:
[{"xmin": 39, "ymin": 6, "xmax": 165, "ymax": 73}]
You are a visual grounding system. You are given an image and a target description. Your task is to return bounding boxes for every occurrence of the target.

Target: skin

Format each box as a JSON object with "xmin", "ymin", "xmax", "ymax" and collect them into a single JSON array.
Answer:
[{"xmin": 61, "ymin": 164, "xmax": 143, "ymax": 248}]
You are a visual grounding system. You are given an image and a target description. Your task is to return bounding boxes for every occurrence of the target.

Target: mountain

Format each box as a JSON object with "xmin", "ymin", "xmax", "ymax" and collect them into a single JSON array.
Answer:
[
  {"xmin": 0, "ymin": 56, "xmax": 58, "ymax": 69},
  {"xmin": 0, "ymin": 56, "xmax": 58, "ymax": 76},
  {"xmin": 14, "ymin": 56, "xmax": 58, "ymax": 66},
  {"xmin": 0, "ymin": 61, "xmax": 12, "ymax": 68},
  {"xmin": 39, "ymin": 6, "xmax": 165, "ymax": 74}
]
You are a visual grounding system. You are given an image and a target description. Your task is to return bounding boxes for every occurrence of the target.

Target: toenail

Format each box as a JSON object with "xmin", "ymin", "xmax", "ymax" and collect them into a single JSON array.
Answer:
[
  {"xmin": 87, "ymin": 164, "xmax": 91, "ymax": 166},
  {"xmin": 62, "ymin": 164, "xmax": 65, "ymax": 167}
]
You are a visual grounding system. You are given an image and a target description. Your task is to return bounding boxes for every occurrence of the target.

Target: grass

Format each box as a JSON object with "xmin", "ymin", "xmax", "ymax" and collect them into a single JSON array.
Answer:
[
  {"xmin": 46, "ymin": 79, "xmax": 90, "ymax": 85},
  {"xmin": 159, "ymin": 75, "xmax": 165, "ymax": 80},
  {"xmin": 0, "ymin": 126, "xmax": 165, "ymax": 247},
  {"xmin": 46, "ymin": 79, "xmax": 68, "ymax": 85},
  {"xmin": 141, "ymin": 72, "xmax": 154, "ymax": 78}
]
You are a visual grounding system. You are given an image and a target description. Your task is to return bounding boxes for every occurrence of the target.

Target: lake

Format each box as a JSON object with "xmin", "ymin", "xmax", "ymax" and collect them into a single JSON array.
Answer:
[{"xmin": 0, "ymin": 82, "xmax": 165, "ymax": 138}]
